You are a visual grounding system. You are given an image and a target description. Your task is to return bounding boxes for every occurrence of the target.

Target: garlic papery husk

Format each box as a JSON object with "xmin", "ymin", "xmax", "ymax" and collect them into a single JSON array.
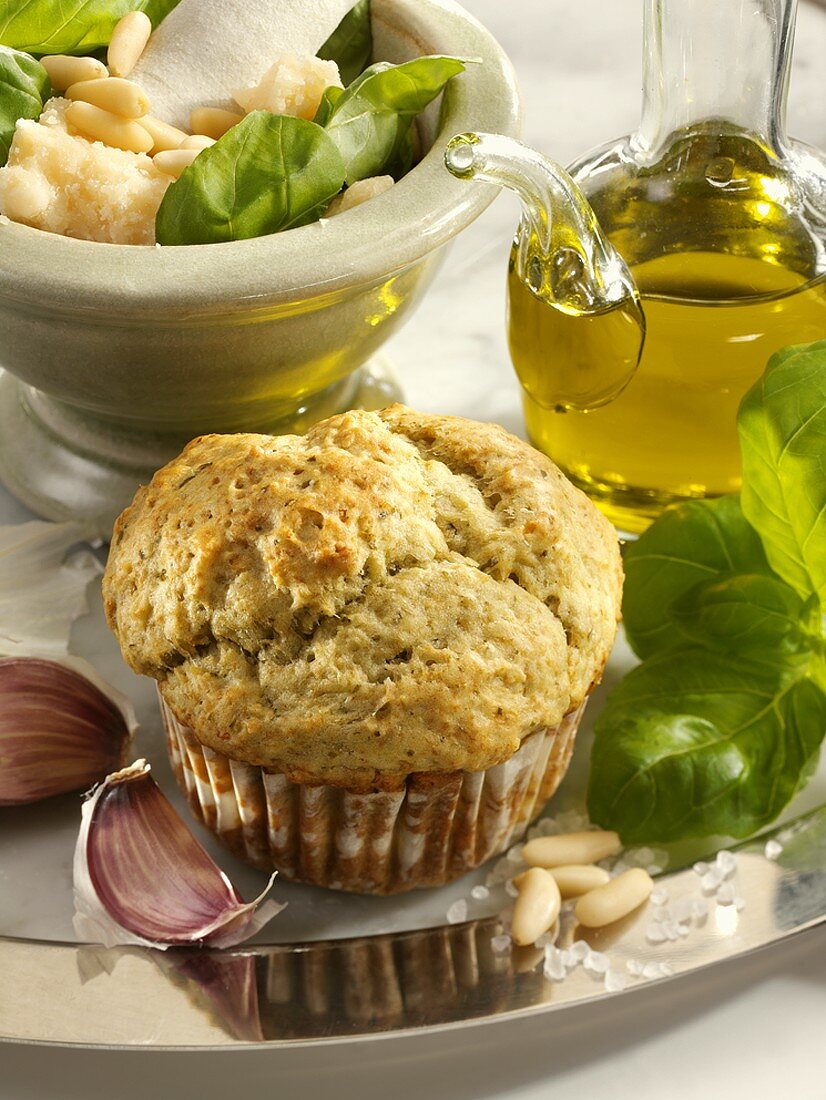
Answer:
[
  {"xmin": 0, "ymin": 521, "xmax": 100, "ymax": 659},
  {"xmin": 0, "ymin": 656, "xmax": 136, "ymax": 806},
  {"xmin": 73, "ymin": 761, "xmax": 284, "ymax": 950}
]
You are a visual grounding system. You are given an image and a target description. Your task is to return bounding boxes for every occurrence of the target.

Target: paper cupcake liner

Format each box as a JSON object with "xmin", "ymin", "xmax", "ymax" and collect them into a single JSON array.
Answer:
[{"xmin": 161, "ymin": 693, "xmax": 585, "ymax": 895}]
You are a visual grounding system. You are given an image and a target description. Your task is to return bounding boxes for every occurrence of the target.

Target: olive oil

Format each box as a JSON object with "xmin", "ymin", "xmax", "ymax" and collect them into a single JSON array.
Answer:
[
  {"xmin": 508, "ymin": 257, "xmax": 645, "ymax": 412},
  {"xmin": 517, "ymin": 251, "xmax": 826, "ymax": 533}
]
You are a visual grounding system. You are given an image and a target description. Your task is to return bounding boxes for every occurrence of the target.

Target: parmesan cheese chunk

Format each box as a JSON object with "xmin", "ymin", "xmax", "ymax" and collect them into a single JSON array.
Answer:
[
  {"xmin": 130, "ymin": 0, "xmax": 355, "ymax": 129},
  {"xmin": 234, "ymin": 54, "xmax": 342, "ymax": 120},
  {"xmin": 0, "ymin": 99, "xmax": 170, "ymax": 245}
]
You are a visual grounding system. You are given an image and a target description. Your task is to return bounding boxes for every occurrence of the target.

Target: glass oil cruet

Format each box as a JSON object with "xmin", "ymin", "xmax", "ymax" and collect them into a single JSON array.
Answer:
[{"xmin": 446, "ymin": 0, "xmax": 826, "ymax": 534}]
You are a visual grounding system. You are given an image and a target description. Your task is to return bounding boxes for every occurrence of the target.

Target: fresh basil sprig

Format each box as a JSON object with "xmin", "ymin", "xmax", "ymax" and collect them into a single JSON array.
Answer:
[
  {"xmin": 155, "ymin": 112, "xmax": 345, "ymax": 246},
  {"xmin": 320, "ymin": 55, "xmax": 466, "ymax": 184},
  {"xmin": 317, "ymin": 0, "xmax": 372, "ymax": 87},
  {"xmin": 588, "ymin": 648, "xmax": 825, "ymax": 844},
  {"xmin": 739, "ymin": 341, "xmax": 826, "ymax": 605},
  {"xmin": 0, "ymin": 0, "xmax": 179, "ymax": 57},
  {"xmin": 0, "ymin": 46, "xmax": 50, "ymax": 165},
  {"xmin": 588, "ymin": 339, "xmax": 826, "ymax": 844},
  {"xmin": 621, "ymin": 494, "xmax": 772, "ymax": 660}
]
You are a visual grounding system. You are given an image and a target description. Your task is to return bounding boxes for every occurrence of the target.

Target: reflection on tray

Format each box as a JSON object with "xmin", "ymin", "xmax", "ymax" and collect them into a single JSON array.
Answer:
[{"xmin": 161, "ymin": 918, "xmax": 552, "ymax": 1041}]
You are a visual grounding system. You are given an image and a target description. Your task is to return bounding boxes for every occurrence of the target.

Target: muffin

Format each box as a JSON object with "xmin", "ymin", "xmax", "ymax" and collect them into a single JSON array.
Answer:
[{"xmin": 103, "ymin": 405, "xmax": 622, "ymax": 894}]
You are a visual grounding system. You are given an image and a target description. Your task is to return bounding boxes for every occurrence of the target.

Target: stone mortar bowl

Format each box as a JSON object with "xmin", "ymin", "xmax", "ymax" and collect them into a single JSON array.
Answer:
[{"xmin": 0, "ymin": 0, "xmax": 520, "ymax": 535}]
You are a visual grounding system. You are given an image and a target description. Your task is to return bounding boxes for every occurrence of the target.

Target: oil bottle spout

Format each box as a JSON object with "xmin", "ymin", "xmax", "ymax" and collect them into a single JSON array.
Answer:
[
  {"xmin": 445, "ymin": 131, "xmax": 640, "ymax": 322},
  {"xmin": 445, "ymin": 132, "xmax": 645, "ymax": 412}
]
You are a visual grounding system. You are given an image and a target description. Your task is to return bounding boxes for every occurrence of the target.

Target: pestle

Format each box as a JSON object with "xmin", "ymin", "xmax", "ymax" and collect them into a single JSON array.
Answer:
[{"xmin": 131, "ymin": 0, "xmax": 357, "ymax": 130}]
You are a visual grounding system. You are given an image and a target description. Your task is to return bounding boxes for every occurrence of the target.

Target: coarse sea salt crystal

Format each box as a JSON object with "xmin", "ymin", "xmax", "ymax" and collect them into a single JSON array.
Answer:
[
  {"xmin": 651, "ymin": 888, "xmax": 669, "ymax": 906},
  {"xmin": 701, "ymin": 869, "xmax": 723, "ymax": 894},
  {"xmin": 543, "ymin": 946, "xmax": 567, "ymax": 981},
  {"xmin": 626, "ymin": 958, "xmax": 644, "ymax": 976},
  {"xmin": 604, "ymin": 969, "xmax": 627, "ymax": 993},
  {"xmin": 735, "ymin": 896, "xmax": 746, "ymax": 912},
  {"xmin": 506, "ymin": 845, "xmax": 524, "ymax": 864},
  {"xmin": 692, "ymin": 898, "xmax": 709, "ymax": 921},
  {"xmin": 671, "ymin": 896, "xmax": 694, "ymax": 923},
  {"xmin": 585, "ymin": 951, "xmax": 609, "ymax": 975},
  {"xmin": 471, "ymin": 884, "xmax": 490, "ymax": 901},
  {"xmin": 504, "ymin": 879, "xmax": 519, "ymax": 898},
  {"xmin": 642, "ymin": 960, "xmax": 675, "ymax": 980},
  {"xmin": 715, "ymin": 851, "xmax": 737, "ymax": 877},
  {"xmin": 491, "ymin": 933, "xmax": 512, "ymax": 954},
  {"xmin": 446, "ymin": 899, "xmax": 467, "ymax": 924},
  {"xmin": 764, "ymin": 839, "xmax": 783, "ymax": 861},
  {"xmin": 569, "ymin": 939, "xmax": 591, "ymax": 963},
  {"xmin": 693, "ymin": 861, "xmax": 710, "ymax": 876},
  {"xmin": 556, "ymin": 809, "xmax": 592, "ymax": 832},
  {"xmin": 631, "ymin": 847, "xmax": 655, "ymax": 866},
  {"xmin": 486, "ymin": 857, "xmax": 512, "ymax": 886},
  {"xmin": 646, "ymin": 924, "xmax": 667, "ymax": 944},
  {"xmin": 717, "ymin": 881, "xmax": 736, "ymax": 905}
]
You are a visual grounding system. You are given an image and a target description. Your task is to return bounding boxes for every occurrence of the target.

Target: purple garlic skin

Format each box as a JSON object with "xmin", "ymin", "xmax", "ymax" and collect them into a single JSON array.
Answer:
[
  {"xmin": 74, "ymin": 761, "xmax": 283, "ymax": 950},
  {"xmin": 0, "ymin": 657, "xmax": 133, "ymax": 806}
]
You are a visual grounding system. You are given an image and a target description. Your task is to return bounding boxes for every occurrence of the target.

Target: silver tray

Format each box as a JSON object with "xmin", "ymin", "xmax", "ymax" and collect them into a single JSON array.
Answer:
[
  {"xmin": 2, "ymin": 520, "xmax": 825, "ymax": 1049},
  {"xmin": 3, "ymin": 805, "xmax": 826, "ymax": 1049}
]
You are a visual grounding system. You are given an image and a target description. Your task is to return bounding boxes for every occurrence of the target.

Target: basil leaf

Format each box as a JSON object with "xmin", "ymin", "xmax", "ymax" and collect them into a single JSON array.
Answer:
[
  {"xmin": 155, "ymin": 112, "xmax": 345, "ymax": 246},
  {"xmin": 324, "ymin": 55, "xmax": 466, "ymax": 184},
  {"xmin": 587, "ymin": 648, "xmax": 826, "ymax": 843},
  {"xmin": 139, "ymin": 0, "xmax": 180, "ymax": 26},
  {"xmin": 0, "ymin": 46, "xmax": 49, "ymax": 165},
  {"xmin": 0, "ymin": 0, "xmax": 180, "ymax": 57},
  {"xmin": 670, "ymin": 573, "xmax": 818, "ymax": 660},
  {"xmin": 317, "ymin": 0, "xmax": 371, "ymax": 86},
  {"xmin": 384, "ymin": 120, "xmax": 417, "ymax": 180},
  {"xmin": 313, "ymin": 85, "xmax": 344, "ymax": 128},
  {"xmin": 738, "ymin": 340, "xmax": 826, "ymax": 604},
  {"xmin": 622, "ymin": 495, "xmax": 771, "ymax": 659}
]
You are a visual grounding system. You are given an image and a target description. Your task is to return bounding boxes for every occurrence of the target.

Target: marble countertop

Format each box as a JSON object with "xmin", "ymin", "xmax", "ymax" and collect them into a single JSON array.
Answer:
[{"xmin": 3, "ymin": 1, "xmax": 826, "ymax": 1096}]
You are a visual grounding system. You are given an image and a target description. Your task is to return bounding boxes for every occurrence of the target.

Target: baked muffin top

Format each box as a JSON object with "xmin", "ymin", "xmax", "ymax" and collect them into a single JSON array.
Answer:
[{"xmin": 104, "ymin": 406, "xmax": 622, "ymax": 789}]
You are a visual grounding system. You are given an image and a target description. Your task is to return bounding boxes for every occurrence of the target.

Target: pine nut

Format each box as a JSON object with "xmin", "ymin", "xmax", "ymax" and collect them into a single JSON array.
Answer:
[
  {"xmin": 511, "ymin": 867, "xmax": 561, "ymax": 946},
  {"xmin": 40, "ymin": 55, "xmax": 108, "ymax": 92},
  {"xmin": 180, "ymin": 134, "xmax": 216, "ymax": 150},
  {"xmin": 65, "ymin": 78, "xmax": 150, "ymax": 119},
  {"xmin": 153, "ymin": 148, "xmax": 201, "ymax": 178},
  {"xmin": 575, "ymin": 868, "xmax": 654, "ymax": 928},
  {"xmin": 522, "ymin": 830, "xmax": 621, "ymax": 868},
  {"xmin": 189, "ymin": 107, "xmax": 243, "ymax": 140},
  {"xmin": 549, "ymin": 864, "xmax": 612, "ymax": 899},
  {"xmin": 65, "ymin": 101, "xmax": 153, "ymax": 154},
  {"xmin": 108, "ymin": 11, "xmax": 152, "ymax": 78},
  {"xmin": 139, "ymin": 116, "xmax": 188, "ymax": 153}
]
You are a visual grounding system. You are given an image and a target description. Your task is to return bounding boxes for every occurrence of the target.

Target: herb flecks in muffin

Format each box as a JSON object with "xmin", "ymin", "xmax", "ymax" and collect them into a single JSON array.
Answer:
[{"xmin": 104, "ymin": 407, "xmax": 622, "ymax": 789}]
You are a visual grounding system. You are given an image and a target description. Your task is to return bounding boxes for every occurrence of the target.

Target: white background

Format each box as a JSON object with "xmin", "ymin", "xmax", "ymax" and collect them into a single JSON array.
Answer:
[{"xmin": 3, "ymin": 0, "xmax": 826, "ymax": 1095}]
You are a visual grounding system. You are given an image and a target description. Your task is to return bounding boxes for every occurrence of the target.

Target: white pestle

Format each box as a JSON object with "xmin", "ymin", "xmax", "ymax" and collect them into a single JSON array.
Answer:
[{"xmin": 131, "ymin": 0, "xmax": 357, "ymax": 129}]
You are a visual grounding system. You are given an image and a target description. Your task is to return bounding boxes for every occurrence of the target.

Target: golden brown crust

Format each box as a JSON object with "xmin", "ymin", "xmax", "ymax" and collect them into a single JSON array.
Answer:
[{"xmin": 104, "ymin": 406, "xmax": 622, "ymax": 786}]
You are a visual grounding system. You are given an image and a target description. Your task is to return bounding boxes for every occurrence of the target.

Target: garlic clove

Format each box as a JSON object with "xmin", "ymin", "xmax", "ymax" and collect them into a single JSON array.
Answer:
[
  {"xmin": 73, "ymin": 760, "xmax": 284, "ymax": 950},
  {"xmin": 0, "ymin": 656, "xmax": 136, "ymax": 806}
]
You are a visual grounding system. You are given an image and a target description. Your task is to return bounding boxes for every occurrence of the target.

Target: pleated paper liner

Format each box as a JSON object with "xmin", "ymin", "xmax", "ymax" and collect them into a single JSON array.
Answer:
[{"xmin": 161, "ymin": 692, "xmax": 585, "ymax": 895}]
